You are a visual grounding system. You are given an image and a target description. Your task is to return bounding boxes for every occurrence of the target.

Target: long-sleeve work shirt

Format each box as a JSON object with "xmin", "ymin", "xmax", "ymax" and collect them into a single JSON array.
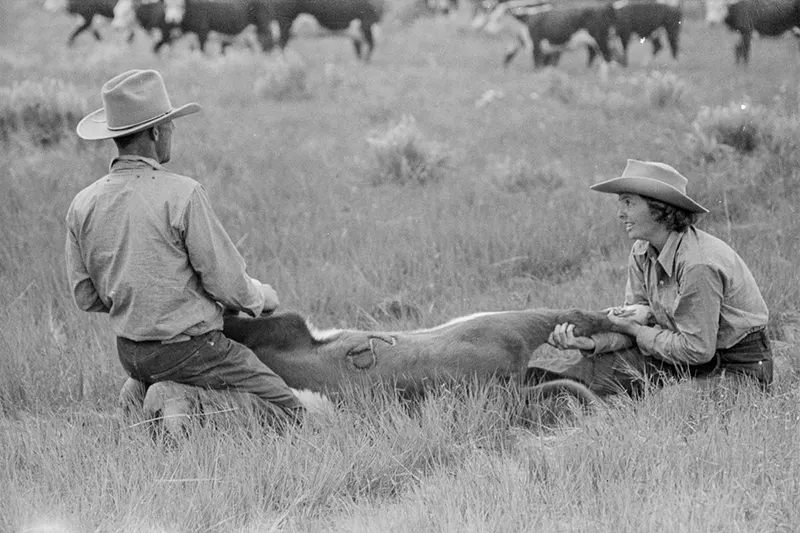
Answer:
[
  {"xmin": 65, "ymin": 155, "xmax": 266, "ymax": 341},
  {"xmin": 591, "ymin": 227, "xmax": 769, "ymax": 366}
]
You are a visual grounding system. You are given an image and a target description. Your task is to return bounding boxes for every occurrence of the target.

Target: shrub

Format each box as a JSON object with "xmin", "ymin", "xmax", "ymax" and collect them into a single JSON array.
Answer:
[
  {"xmin": 540, "ymin": 68, "xmax": 576, "ymax": 104},
  {"xmin": 366, "ymin": 115, "xmax": 450, "ymax": 185},
  {"xmin": 490, "ymin": 157, "xmax": 565, "ymax": 194},
  {"xmin": 0, "ymin": 78, "xmax": 87, "ymax": 146},
  {"xmin": 752, "ymin": 114, "xmax": 800, "ymax": 201},
  {"xmin": 689, "ymin": 101, "xmax": 766, "ymax": 158},
  {"xmin": 253, "ymin": 52, "xmax": 310, "ymax": 100},
  {"xmin": 644, "ymin": 70, "xmax": 688, "ymax": 108}
]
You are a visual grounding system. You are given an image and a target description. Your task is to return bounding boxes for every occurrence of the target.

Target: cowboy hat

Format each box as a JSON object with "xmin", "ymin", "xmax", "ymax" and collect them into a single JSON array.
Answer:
[
  {"xmin": 77, "ymin": 69, "xmax": 200, "ymax": 140},
  {"xmin": 590, "ymin": 159, "xmax": 709, "ymax": 213}
]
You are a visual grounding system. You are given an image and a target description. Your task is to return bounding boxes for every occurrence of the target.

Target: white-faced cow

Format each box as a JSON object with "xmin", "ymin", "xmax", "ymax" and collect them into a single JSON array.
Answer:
[
  {"xmin": 475, "ymin": 0, "xmax": 620, "ymax": 70},
  {"xmin": 264, "ymin": 0, "xmax": 384, "ymax": 61},
  {"xmin": 706, "ymin": 0, "xmax": 800, "ymax": 63},
  {"xmin": 511, "ymin": 2, "xmax": 618, "ymax": 68},
  {"xmin": 587, "ymin": 0, "xmax": 682, "ymax": 67},
  {"xmin": 113, "ymin": 0, "xmax": 274, "ymax": 54},
  {"xmin": 44, "ymin": 0, "xmax": 135, "ymax": 45}
]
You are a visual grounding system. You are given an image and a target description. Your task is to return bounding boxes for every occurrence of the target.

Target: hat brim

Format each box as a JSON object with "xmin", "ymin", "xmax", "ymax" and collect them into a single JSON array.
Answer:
[
  {"xmin": 591, "ymin": 176, "xmax": 709, "ymax": 213},
  {"xmin": 76, "ymin": 102, "xmax": 201, "ymax": 140}
]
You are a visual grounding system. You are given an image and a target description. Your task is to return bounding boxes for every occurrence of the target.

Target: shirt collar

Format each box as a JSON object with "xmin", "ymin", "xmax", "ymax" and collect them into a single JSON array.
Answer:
[
  {"xmin": 631, "ymin": 231, "xmax": 684, "ymax": 278},
  {"xmin": 109, "ymin": 155, "xmax": 165, "ymax": 172}
]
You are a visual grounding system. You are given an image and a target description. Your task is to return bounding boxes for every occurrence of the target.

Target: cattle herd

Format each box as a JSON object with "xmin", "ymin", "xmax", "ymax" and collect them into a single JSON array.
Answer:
[{"xmin": 43, "ymin": 0, "xmax": 800, "ymax": 65}]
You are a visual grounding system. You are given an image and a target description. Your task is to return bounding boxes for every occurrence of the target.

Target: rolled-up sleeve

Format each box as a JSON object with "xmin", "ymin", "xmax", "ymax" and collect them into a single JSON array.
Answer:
[
  {"xmin": 65, "ymin": 226, "xmax": 109, "ymax": 313},
  {"xmin": 635, "ymin": 264, "xmax": 721, "ymax": 365},
  {"xmin": 180, "ymin": 185, "xmax": 265, "ymax": 317},
  {"xmin": 587, "ymin": 331, "xmax": 634, "ymax": 356}
]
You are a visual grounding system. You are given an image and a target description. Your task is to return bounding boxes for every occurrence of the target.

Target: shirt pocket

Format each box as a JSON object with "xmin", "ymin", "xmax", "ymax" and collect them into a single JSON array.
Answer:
[{"xmin": 651, "ymin": 279, "xmax": 679, "ymax": 329}]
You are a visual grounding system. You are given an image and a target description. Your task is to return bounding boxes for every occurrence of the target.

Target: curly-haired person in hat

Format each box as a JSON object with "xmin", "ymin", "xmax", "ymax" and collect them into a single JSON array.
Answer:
[
  {"xmin": 541, "ymin": 159, "xmax": 772, "ymax": 396},
  {"xmin": 65, "ymin": 69, "xmax": 305, "ymax": 425}
]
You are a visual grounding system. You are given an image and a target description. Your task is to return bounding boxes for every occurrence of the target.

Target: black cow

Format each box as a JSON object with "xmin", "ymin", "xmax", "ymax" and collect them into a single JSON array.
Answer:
[
  {"xmin": 504, "ymin": 2, "xmax": 618, "ymax": 68},
  {"xmin": 266, "ymin": 0, "xmax": 384, "ymax": 61},
  {"xmin": 114, "ymin": 0, "xmax": 273, "ymax": 54},
  {"xmin": 706, "ymin": 0, "xmax": 800, "ymax": 63},
  {"xmin": 44, "ymin": 0, "xmax": 134, "ymax": 45},
  {"xmin": 588, "ymin": 1, "xmax": 682, "ymax": 66}
]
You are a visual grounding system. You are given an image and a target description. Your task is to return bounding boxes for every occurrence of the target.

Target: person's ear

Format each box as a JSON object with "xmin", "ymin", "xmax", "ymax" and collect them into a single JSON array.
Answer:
[{"xmin": 149, "ymin": 125, "xmax": 159, "ymax": 142}]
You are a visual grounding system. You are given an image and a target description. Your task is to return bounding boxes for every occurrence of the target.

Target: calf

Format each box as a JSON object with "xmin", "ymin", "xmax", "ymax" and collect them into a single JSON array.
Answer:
[
  {"xmin": 44, "ymin": 0, "xmax": 134, "ymax": 45},
  {"xmin": 220, "ymin": 307, "xmax": 620, "ymax": 395},
  {"xmin": 113, "ymin": 0, "xmax": 273, "ymax": 54},
  {"xmin": 706, "ymin": 0, "xmax": 800, "ymax": 63},
  {"xmin": 122, "ymin": 306, "xmax": 648, "ymax": 433}
]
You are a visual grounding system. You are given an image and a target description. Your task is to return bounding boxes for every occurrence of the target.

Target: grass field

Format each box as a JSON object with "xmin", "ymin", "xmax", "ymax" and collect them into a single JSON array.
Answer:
[{"xmin": 2, "ymin": 0, "xmax": 800, "ymax": 531}]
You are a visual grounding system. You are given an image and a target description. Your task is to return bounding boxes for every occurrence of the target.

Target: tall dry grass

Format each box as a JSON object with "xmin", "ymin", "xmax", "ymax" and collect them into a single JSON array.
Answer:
[{"xmin": 2, "ymin": 0, "xmax": 800, "ymax": 530}]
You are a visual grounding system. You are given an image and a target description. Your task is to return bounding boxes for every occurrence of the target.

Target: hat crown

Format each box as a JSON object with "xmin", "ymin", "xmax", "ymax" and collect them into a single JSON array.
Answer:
[
  {"xmin": 100, "ymin": 70, "xmax": 173, "ymax": 131},
  {"xmin": 620, "ymin": 159, "xmax": 688, "ymax": 194}
]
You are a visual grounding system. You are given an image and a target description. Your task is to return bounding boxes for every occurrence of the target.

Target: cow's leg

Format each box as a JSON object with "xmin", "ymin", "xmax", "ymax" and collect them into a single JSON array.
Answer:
[
  {"xmin": 651, "ymin": 33, "xmax": 663, "ymax": 57},
  {"xmin": 532, "ymin": 39, "xmax": 546, "ymax": 68},
  {"xmin": 255, "ymin": 27, "xmax": 273, "ymax": 52},
  {"xmin": 666, "ymin": 26, "xmax": 679, "ymax": 59},
  {"xmin": 610, "ymin": 30, "xmax": 629, "ymax": 67},
  {"xmin": 503, "ymin": 33, "xmax": 525, "ymax": 66},
  {"xmin": 361, "ymin": 23, "xmax": 375, "ymax": 62},
  {"xmin": 153, "ymin": 29, "xmax": 172, "ymax": 54},
  {"xmin": 68, "ymin": 17, "xmax": 94, "ymax": 46},
  {"xmin": 586, "ymin": 44, "xmax": 597, "ymax": 66},
  {"xmin": 735, "ymin": 32, "xmax": 751, "ymax": 64},
  {"xmin": 196, "ymin": 30, "xmax": 210, "ymax": 53},
  {"xmin": 277, "ymin": 17, "xmax": 294, "ymax": 50},
  {"xmin": 544, "ymin": 50, "xmax": 561, "ymax": 66},
  {"xmin": 220, "ymin": 37, "xmax": 233, "ymax": 55},
  {"xmin": 352, "ymin": 38, "xmax": 363, "ymax": 59}
]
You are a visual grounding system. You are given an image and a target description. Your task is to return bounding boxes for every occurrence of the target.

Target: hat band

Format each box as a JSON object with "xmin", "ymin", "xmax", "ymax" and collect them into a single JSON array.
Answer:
[{"xmin": 107, "ymin": 109, "xmax": 172, "ymax": 131}]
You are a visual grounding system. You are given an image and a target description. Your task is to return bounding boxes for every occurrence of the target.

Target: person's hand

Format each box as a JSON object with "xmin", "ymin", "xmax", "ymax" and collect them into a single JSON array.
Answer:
[
  {"xmin": 548, "ymin": 322, "xmax": 596, "ymax": 351},
  {"xmin": 605, "ymin": 308, "xmax": 645, "ymax": 336},
  {"xmin": 258, "ymin": 282, "xmax": 279, "ymax": 314},
  {"xmin": 605, "ymin": 304, "xmax": 652, "ymax": 325}
]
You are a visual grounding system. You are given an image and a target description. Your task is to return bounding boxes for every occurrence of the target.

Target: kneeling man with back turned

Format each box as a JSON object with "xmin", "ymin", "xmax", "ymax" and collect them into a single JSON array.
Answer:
[{"xmin": 65, "ymin": 69, "xmax": 304, "ymax": 425}]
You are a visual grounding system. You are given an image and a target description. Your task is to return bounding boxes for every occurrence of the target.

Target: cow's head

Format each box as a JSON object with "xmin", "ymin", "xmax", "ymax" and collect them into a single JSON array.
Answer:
[
  {"xmin": 704, "ymin": 0, "xmax": 729, "ymax": 24},
  {"xmin": 43, "ymin": 0, "xmax": 66, "ymax": 12},
  {"xmin": 112, "ymin": 0, "xmax": 137, "ymax": 30},
  {"xmin": 164, "ymin": 0, "xmax": 185, "ymax": 24}
]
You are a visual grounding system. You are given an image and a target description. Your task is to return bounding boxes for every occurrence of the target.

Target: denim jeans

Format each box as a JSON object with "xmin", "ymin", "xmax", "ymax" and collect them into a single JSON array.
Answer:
[
  {"xmin": 116, "ymin": 330, "xmax": 303, "ymax": 420},
  {"xmin": 530, "ymin": 330, "xmax": 773, "ymax": 397}
]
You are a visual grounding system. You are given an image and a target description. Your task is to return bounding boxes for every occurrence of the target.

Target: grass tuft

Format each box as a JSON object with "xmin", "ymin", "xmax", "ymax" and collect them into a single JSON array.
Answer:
[
  {"xmin": 365, "ymin": 115, "xmax": 450, "ymax": 185},
  {"xmin": 644, "ymin": 70, "xmax": 688, "ymax": 108},
  {"xmin": 253, "ymin": 52, "xmax": 311, "ymax": 101},
  {"xmin": 0, "ymin": 78, "xmax": 87, "ymax": 146},
  {"xmin": 689, "ymin": 101, "xmax": 766, "ymax": 158},
  {"xmin": 490, "ymin": 157, "xmax": 565, "ymax": 194}
]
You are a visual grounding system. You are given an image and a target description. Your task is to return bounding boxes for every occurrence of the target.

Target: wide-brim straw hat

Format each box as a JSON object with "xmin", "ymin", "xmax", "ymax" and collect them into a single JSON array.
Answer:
[
  {"xmin": 77, "ymin": 69, "xmax": 200, "ymax": 140},
  {"xmin": 590, "ymin": 159, "xmax": 709, "ymax": 213}
]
